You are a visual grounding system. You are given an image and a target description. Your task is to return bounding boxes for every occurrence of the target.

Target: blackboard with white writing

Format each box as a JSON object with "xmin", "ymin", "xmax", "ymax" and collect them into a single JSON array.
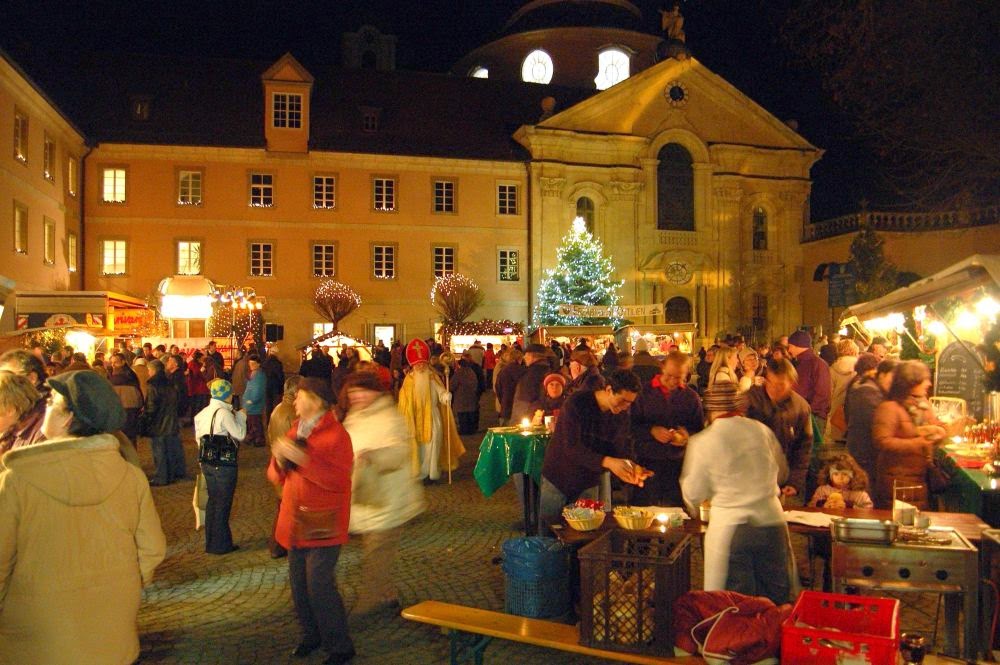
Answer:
[{"xmin": 935, "ymin": 340, "xmax": 986, "ymax": 420}]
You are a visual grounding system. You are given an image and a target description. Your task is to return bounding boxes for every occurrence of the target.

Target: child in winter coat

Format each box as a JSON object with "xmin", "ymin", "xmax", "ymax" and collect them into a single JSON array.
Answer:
[{"xmin": 809, "ymin": 454, "xmax": 873, "ymax": 509}]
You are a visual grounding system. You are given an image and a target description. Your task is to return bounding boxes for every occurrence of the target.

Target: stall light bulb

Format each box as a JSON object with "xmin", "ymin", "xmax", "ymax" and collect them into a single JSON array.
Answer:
[
  {"xmin": 927, "ymin": 320, "xmax": 947, "ymax": 336},
  {"xmin": 955, "ymin": 308, "xmax": 979, "ymax": 330},
  {"xmin": 656, "ymin": 513, "xmax": 669, "ymax": 525},
  {"xmin": 976, "ymin": 297, "xmax": 1000, "ymax": 322}
]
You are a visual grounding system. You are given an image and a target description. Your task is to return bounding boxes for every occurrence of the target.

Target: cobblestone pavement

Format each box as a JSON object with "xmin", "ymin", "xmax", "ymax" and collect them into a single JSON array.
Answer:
[{"xmin": 136, "ymin": 396, "xmax": 945, "ymax": 664}]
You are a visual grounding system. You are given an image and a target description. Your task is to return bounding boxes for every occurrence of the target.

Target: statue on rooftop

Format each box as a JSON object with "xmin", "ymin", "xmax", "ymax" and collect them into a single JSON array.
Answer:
[{"xmin": 660, "ymin": 3, "xmax": 686, "ymax": 43}]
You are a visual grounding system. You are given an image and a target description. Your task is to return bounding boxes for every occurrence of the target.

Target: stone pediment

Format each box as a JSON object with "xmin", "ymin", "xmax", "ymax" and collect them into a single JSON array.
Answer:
[{"xmin": 535, "ymin": 56, "xmax": 819, "ymax": 154}]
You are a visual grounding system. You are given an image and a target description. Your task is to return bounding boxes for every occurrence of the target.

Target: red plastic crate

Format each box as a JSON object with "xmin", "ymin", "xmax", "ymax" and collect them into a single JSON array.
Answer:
[{"xmin": 781, "ymin": 591, "xmax": 900, "ymax": 665}]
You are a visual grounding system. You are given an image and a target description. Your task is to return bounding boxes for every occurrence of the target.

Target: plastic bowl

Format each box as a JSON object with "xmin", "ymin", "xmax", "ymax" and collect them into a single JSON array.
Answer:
[
  {"xmin": 563, "ymin": 511, "xmax": 606, "ymax": 531},
  {"xmin": 613, "ymin": 511, "xmax": 655, "ymax": 530}
]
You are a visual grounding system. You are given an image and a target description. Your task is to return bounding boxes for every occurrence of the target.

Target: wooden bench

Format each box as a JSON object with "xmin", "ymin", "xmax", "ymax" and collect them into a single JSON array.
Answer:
[{"xmin": 401, "ymin": 600, "xmax": 705, "ymax": 665}]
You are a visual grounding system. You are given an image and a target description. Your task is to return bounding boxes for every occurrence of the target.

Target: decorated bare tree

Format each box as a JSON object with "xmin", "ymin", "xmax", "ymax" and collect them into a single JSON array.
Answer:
[
  {"xmin": 314, "ymin": 280, "xmax": 362, "ymax": 329},
  {"xmin": 431, "ymin": 273, "xmax": 484, "ymax": 347}
]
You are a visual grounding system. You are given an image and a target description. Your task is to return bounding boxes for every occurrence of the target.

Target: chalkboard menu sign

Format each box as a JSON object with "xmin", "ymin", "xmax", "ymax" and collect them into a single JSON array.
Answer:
[{"xmin": 935, "ymin": 340, "xmax": 986, "ymax": 420}]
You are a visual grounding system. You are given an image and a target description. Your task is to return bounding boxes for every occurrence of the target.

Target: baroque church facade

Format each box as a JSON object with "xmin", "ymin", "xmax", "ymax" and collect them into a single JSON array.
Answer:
[{"xmin": 2, "ymin": 0, "xmax": 821, "ymax": 355}]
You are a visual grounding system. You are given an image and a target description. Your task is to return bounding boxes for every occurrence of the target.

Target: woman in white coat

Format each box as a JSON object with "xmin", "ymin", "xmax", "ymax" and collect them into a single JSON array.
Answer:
[
  {"xmin": 680, "ymin": 410, "xmax": 793, "ymax": 605},
  {"xmin": 340, "ymin": 372, "xmax": 426, "ymax": 617}
]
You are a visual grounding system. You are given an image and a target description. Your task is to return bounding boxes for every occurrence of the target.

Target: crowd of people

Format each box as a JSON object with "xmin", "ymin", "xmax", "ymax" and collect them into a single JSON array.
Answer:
[{"xmin": 0, "ymin": 325, "xmax": 950, "ymax": 662}]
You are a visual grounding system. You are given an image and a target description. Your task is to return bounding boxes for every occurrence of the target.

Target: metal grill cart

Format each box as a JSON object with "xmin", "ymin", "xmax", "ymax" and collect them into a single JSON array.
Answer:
[{"xmin": 832, "ymin": 525, "xmax": 979, "ymax": 660}]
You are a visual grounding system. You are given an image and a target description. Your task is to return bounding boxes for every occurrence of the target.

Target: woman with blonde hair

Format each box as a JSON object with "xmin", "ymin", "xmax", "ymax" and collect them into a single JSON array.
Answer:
[{"xmin": 703, "ymin": 347, "xmax": 741, "ymax": 422}]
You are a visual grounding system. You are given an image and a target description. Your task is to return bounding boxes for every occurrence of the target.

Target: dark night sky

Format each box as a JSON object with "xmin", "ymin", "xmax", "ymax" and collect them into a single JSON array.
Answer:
[{"xmin": 1, "ymin": 0, "xmax": 880, "ymax": 219}]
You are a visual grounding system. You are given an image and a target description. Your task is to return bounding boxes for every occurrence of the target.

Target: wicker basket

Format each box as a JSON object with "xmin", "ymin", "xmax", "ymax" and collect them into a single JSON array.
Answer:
[
  {"xmin": 564, "ymin": 511, "xmax": 606, "ymax": 532},
  {"xmin": 613, "ymin": 511, "xmax": 655, "ymax": 530}
]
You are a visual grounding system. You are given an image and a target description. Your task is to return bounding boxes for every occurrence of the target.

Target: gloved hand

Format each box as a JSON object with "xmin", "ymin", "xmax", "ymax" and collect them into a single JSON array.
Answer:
[{"xmin": 440, "ymin": 391, "xmax": 452, "ymax": 406}]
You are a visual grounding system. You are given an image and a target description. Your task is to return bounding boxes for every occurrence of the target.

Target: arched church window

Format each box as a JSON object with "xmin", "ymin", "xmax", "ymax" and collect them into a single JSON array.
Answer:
[
  {"xmin": 594, "ymin": 48, "xmax": 630, "ymax": 90},
  {"xmin": 752, "ymin": 207, "xmax": 767, "ymax": 250},
  {"xmin": 665, "ymin": 296, "xmax": 693, "ymax": 323},
  {"xmin": 576, "ymin": 197, "xmax": 595, "ymax": 232},
  {"xmin": 521, "ymin": 50, "xmax": 553, "ymax": 84},
  {"xmin": 657, "ymin": 143, "xmax": 694, "ymax": 231},
  {"xmin": 470, "ymin": 66, "xmax": 489, "ymax": 79},
  {"xmin": 361, "ymin": 50, "xmax": 377, "ymax": 69}
]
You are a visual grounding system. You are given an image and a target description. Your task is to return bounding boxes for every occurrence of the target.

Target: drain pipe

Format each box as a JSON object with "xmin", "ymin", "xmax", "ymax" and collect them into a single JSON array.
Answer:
[{"xmin": 78, "ymin": 142, "xmax": 94, "ymax": 289}]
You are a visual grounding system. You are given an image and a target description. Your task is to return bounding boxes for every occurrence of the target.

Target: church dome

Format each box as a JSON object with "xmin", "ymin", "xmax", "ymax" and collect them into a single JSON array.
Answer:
[{"xmin": 501, "ymin": 0, "xmax": 645, "ymax": 35}]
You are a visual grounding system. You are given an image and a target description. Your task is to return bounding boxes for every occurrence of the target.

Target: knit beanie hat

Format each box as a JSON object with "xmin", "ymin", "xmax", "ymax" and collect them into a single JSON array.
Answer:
[
  {"xmin": 209, "ymin": 378, "xmax": 233, "ymax": 401},
  {"xmin": 543, "ymin": 373, "xmax": 567, "ymax": 388},
  {"xmin": 788, "ymin": 330, "xmax": 812, "ymax": 348},
  {"xmin": 297, "ymin": 377, "xmax": 335, "ymax": 407}
]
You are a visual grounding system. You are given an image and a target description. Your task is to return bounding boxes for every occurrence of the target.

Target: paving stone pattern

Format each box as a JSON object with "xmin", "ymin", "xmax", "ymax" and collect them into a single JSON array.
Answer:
[{"xmin": 136, "ymin": 395, "xmax": 943, "ymax": 664}]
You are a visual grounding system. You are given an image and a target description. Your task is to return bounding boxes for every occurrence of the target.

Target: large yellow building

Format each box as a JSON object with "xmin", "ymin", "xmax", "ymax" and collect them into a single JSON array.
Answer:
[{"xmin": 0, "ymin": 49, "xmax": 85, "ymax": 304}]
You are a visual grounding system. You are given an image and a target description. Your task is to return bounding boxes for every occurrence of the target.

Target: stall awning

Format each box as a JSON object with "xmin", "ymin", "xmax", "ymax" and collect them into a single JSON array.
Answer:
[{"xmin": 841, "ymin": 254, "xmax": 1000, "ymax": 322}]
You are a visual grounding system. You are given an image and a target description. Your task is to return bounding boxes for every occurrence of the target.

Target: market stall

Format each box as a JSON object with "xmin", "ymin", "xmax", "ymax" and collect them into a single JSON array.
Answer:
[
  {"xmin": 530, "ymin": 325, "xmax": 616, "ymax": 358},
  {"xmin": 295, "ymin": 330, "xmax": 372, "ymax": 363},
  {"xmin": 438, "ymin": 319, "xmax": 524, "ymax": 354},
  {"xmin": 615, "ymin": 323, "xmax": 697, "ymax": 356}
]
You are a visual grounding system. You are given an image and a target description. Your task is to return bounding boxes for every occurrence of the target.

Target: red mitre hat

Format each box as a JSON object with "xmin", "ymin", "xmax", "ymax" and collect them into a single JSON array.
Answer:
[{"xmin": 406, "ymin": 338, "xmax": 430, "ymax": 366}]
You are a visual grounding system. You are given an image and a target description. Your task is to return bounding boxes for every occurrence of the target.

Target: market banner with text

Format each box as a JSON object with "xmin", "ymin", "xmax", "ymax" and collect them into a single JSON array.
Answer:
[{"xmin": 556, "ymin": 303, "xmax": 664, "ymax": 319}]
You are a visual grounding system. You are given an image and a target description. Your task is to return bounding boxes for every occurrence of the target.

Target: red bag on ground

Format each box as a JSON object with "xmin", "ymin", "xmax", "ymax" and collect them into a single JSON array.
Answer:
[{"xmin": 672, "ymin": 590, "xmax": 791, "ymax": 664}]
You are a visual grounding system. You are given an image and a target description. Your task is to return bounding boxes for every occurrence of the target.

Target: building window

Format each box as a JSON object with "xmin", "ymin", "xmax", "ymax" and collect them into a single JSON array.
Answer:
[
  {"xmin": 373, "ymin": 177, "xmax": 396, "ymax": 212},
  {"xmin": 102, "ymin": 167, "xmax": 127, "ymax": 203},
  {"xmin": 433, "ymin": 179, "xmax": 455, "ymax": 213},
  {"xmin": 497, "ymin": 183, "xmax": 518, "ymax": 215},
  {"xmin": 433, "ymin": 246, "xmax": 455, "ymax": 277},
  {"xmin": 312, "ymin": 243, "xmax": 336, "ymax": 277},
  {"xmin": 13, "ymin": 202, "xmax": 27, "ymax": 254},
  {"xmin": 249, "ymin": 242, "xmax": 274, "ymax": 277},
  {"xmin": 470, "ymin": 66, "xmax": 489, "ymax": 79},
  {"xmin": 177, "ymin": 240, "xmax": 202, "ymax": 275},
  {"xmin": 656, "ymin": 143, "xmax": 694, "ymax": 231},
  {"xmin": 130, "ymin": 97, "xmax": 151, "ymax": 121},
  {"xmin": 595, "ymin": 48, "xmax": 630, "ymax": 90},
  {"xmin": 100, "ymin": 240, "xmax": 127, "ymax": 276},
  {"xmin": 313, "ymin": 175, "xmax": 336, "ymax": 209},
  {"xmin": 43, "ymin": 135, "xmax": 55, "ymax": 181},
  {"xmin": 178, "ymin": 170, "xmax": 203, "ymax": 205},
  {"xmin": 373, "ymin": 244, "xmax": 396, "ymax": 279},
  {"xmin": 576, "ymin": 196, "xmax": 595, "ymax": 232},
  {"xmin": 752, "ymin": 293, "xmax": 768, "ymax": 332},
  {"xmin": 665, "ymin": 296, "xmax": 692, "ymax": 323},
  {"xmin": 250, "ymin": 173, "xmax": 274, "ymax": 207},
  {"xmin": 752, "ymin": 207, "xmax": 768, "ymax": 250},
  {"xmin": 13, "ymin": 111, "xmax": 27, "ymax": 163},
  {"xmin": 313, "ymin": 322, "xmax": 335, "ymax": 338},
  {"xmin": 361, "ymin": 108, "xmax": 380, "ymax": 132},
  {"xmin": 498, "ymin": 249, "xmax": 520, "ymax": 282},
  {"xmin": 67, "ymin": 157, "xmax": 77, "ymax": 196},
  {"xmin": 272, "ymin": 93, "xmax": 302, "ymax": 128},
  {"xmin": 43, "ymin": 217, "xmax": 55, "ymax": 265},
  {"xmin": 67, "ymin": 232, "xmax": 78, "ymax": 272},
  {"xmin": 521, "ymin": 49, "xmax": 553, "ymax": 84}
]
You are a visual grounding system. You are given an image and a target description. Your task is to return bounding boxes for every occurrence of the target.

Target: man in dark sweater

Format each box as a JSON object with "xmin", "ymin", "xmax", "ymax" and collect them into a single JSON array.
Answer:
[
  {"xmin": 510, "ymin": 344, "xmax": 554, "ymax": 424},
  {"xmin": 494, "ymin": 354, "xmax": 525, "ymax": 426},
  {"xmin": 539, "ymin": 369, "xmax": 652, "ymax": 535},
  {"xmin": 630, "ymin": 351, "xmax": 704, "ymax": 506},
  {"xmin": 786, "ymin": 330, "xmax": 831, "ymax": 421}
]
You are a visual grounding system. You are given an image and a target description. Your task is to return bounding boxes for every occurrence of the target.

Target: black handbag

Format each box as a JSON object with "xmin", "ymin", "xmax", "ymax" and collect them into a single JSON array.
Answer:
[{"xmin": 198, "ymin": 410, "xmax": 239, "ymax": 467}]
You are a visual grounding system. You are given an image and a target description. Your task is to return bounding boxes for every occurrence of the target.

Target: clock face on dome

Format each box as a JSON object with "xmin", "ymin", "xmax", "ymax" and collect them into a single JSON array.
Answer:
[
  {"xmin": 521, "ymin": 49, "xmax": 553, "ymax": 84},
  {"xmin": 595, "ymin": 48, "xmax": 630, "ymax": 90}
]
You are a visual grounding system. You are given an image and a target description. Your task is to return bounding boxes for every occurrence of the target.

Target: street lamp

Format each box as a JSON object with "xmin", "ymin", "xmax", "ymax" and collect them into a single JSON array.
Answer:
[{"xmin": 209, "ymin": 285, "xmax": 264, "ymax": 365}]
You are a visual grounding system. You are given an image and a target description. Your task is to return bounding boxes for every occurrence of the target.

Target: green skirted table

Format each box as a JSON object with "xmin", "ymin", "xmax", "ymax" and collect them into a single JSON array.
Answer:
[
  {"xmin": 474, "ymin": 426, "xmax": 551, "ymax": 536},
  {"xmin": 936, "ymin": 447, "xmax": 1000, "ymax": 527}
]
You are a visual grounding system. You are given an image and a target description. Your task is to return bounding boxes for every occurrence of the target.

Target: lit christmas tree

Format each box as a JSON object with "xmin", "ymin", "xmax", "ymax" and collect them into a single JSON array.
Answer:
[{"xmin": 533, "ymin": 217, "xmax": 624, "ymax": 327}]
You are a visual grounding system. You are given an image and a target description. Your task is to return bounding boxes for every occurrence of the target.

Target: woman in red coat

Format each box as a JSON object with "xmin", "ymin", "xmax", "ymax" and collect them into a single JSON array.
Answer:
[{"xmin": 267, "ymin": 377, "xmax": 355, "ymax": 664}]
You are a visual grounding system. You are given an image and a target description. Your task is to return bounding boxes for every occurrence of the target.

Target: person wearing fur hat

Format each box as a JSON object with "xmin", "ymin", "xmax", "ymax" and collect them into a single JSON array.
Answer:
[
  {"xmin": 0, "ymin": 370, "xmax": 166, "ymax": 665},
  {"xmin": 396, "ymin": 339, "xmax": 465, "ymax": 483},
  {"xmin": 194, "ymin": 378, "xmax": 246, "ymax": 554}
]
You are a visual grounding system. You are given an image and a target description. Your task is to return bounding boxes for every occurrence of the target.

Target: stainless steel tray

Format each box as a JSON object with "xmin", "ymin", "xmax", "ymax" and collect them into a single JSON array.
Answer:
[{"xmin": 830, "ymin": 517, "xmax": 898, "ymax": 544}]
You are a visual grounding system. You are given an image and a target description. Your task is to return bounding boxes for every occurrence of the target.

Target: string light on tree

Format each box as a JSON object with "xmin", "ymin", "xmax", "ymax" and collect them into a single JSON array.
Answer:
[
  {"xmin": 533, "ymin": 216, "xmax": 624, "ymax": 327},
  {"xmin": 431, "ymin": 273, "xmax": 484, "ymax": 323},
  {"xmin": 208, "ymin": 285, "xmax": 264, "ymax": 350},
  {"xmin": 313, "ymin": 280, "xmax": 362, "ymax": 330}
]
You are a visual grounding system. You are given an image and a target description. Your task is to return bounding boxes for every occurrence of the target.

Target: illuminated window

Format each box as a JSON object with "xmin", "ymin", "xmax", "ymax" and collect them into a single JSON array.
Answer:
[
  {"xmin": 67, "ymin": 157, "xmax": 77, "ymax": 196},
  {"xmin": 313, "ymin": 175, "xmax": 336, "ymax": 209},
  {"xmin": 67, "ymin": 232, "xmax": 78, "ymax": 272},
  {"xmin": 373, "ymin": 177, "xmax": 396, "ymax": 211},
  {"xmin": 249, "ymin": 242, "xmax": 274, "ymax": 276},
  {"xmin": 576, "ymin": 196, "xmax": 595, "ymax": 232},
  {"xmin": 178, "ymin": 170, "xmax": 203, "ymax": 205},
  {"xmin": 13, "ymin": 202, "xmax": 27, "ymax": 254},
  {"xmin": 752, "ymin": 207, "xmax": 768, "ymax": 250},
  {"xmin": 497, "ymin": 183, "xmax": 518, "ymax": 215},
  {"xmin": 250, "ymin": 172, "xmax": 274, "ymax": 207},
  {"xmin": 13, "ymin": 111, "xmax": 27, "ymax": 163},
  {"xmin": 177, "ymin": 241, "xmax": 202, "ymax": 275},
  {"xmin": 100, "ymin": 239, "xmax": 127, "ymax": 276},
  {"xmin": 470, "ymin": 66, "xmax": 489, "ymax": 79},
  {"xmin": 102, "ymin": 167, "xmax": 127, "ymax": 203},
  {"xmin": 312, "ymin": 243, "xmax": 336, "ymax": 277},
  {"xmin": 433, "ymin": 246, "xmax": 455, "ymax": 277},
  {"xmin": 130, "ymin": 97, "xmax": 151, "ymax": 121},
  {"xmin": 433, "ymin": 180, "xmax": 455, "ymax": 213},
  {"xmin": 594, "ymin": 48, "xmax": 630, "ymax": 90},
  {"xmin": 272, "ymin": 93, "xmax": 302, "ymax": 128},
  {"xmin": 313, "ymin": 322, "xmax": 335, "ymax": 338},
  {"xmin": 43, "ymin": 135, "xmax": 55, "ymax": 181},
  {"xmin": 498, "ymin": 248, "xmax": 519, "ymax": 282},
  {"xmin": 43, "ymin": 217, "xmax": 55, "ymax": 265},
  {"xmin": 373, "ymin": 244, "xmax": 396, "ymax": 279},
  {"xmin": 521, "ymin": 50, "xmax": 553, "ymax": 84}
]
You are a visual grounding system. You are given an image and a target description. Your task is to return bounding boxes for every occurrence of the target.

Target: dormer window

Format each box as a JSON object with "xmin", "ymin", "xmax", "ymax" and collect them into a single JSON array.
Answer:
[
  {"xmin": 361, "ymin": 107, "xmax": 380, "ymax": 133},
  {"xmin": 594, "ymin": 48, "xmax": 630, "ymax": 90},
  {"xmin": 470, "ymin": 66, "xmax": 489, "ymax": 79},
  {"xmin": 521, "ymin": 50, "xmax": 553, "ymax": 84},
  {"xmin": 130, "ymin": 97, "xmax": 151, "ymax": 121},
  {"xmin": 273, "ymin": 92, "xmax": 303, "ymax": 129}
]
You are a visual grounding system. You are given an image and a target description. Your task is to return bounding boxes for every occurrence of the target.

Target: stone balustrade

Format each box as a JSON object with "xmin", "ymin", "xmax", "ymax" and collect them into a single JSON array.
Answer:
[{"xmin": 802, "ymin": 205, "xmax": 999, "ymax": 242}]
